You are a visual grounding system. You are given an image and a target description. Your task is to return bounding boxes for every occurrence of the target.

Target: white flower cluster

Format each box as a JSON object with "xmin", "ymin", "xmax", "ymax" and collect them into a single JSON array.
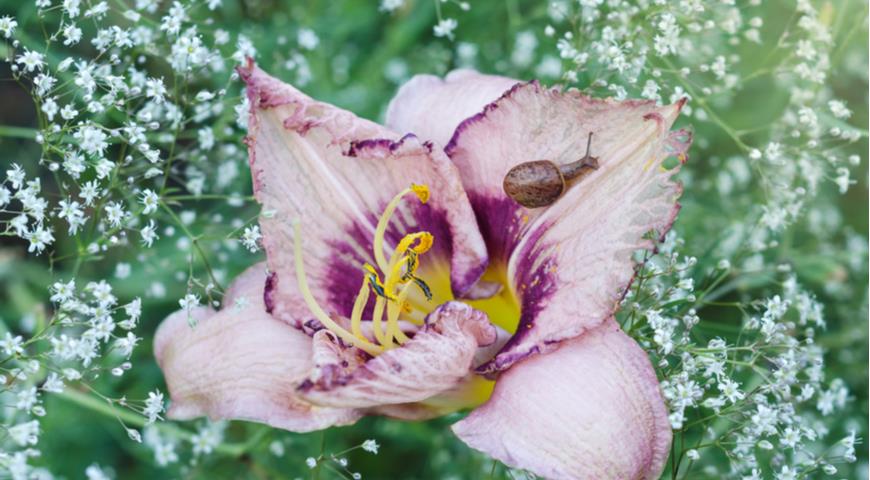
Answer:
[
  {"xmin": 0, "ymin": 0, "xmax": 273, "ymax": 476},
  {"xmin": 622, "ymin": 229, "xmax": 864, "ymax": 478},
  {"xmin": 0, "ymin": 277, "xmax": 165, "ymax": 479},
  {"xmin": 1, "ymin": 0, "xmax": 264, "ymax": 275}
]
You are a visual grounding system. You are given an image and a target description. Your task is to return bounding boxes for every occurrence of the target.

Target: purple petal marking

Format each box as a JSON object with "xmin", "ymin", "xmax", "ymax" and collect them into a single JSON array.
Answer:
[
  {"xmin": 324, "ymin": 202, "xmax": 456, "ymax": 319},
  {"xmin": 263, "ymin": 270, "xmax": 278, "ymax": 314},
  {"xmin": 345, "ymin": 133, "xmax": 434, "ymax": 157},
  {"xmin": 476, "ymin": 221, "xmax": 558, "ymax": 375},
  {"xmin": 444, "ymin": 81, "xmax": 534, "ymax": 157},
  {"xmin": 466, "ymin": 193, "xmax": 526, "ymax": 265}
]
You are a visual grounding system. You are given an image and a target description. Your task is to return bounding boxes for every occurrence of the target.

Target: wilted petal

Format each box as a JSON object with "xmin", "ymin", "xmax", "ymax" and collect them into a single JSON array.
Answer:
[
  {"xmin": 443, "ymin": 82, "xmax": 687, "ymax": 372},
  {"xmin": 154, "ymin": 264, "xmax": 360, "ymax": 432},
  {"xmin": 239, "ymin": 62, "xmax": 487, "ymax": 327},
  {"xmin": 385, "ymin": 69, "xmax": 520, "ymax": 148},
  {"xmin": 453, "ymin": 319, "xmax": 671, "ymax": 480},
  {"xmin": 299, "ymin": 302, "xmax": 496, "ymax": 409}
]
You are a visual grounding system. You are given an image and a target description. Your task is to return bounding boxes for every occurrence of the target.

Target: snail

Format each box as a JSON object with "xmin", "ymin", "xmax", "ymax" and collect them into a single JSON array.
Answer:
[{"xmin": 503, "ymin": 132, "xmax": 600, "ymax": 208}]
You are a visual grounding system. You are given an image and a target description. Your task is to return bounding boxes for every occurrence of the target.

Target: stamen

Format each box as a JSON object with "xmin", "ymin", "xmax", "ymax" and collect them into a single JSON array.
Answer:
[
  {"xmin": 410, "ymin": 183, "xmax": 429, "ymax": 203},
  {"xmin": 371, "ymin": 296, "xmax": 387, "ymax": 345},
  {"xmin": 294, "ymin": 185, "xmax": 437, "ymax": 355},
  {"xmin": 377, "ymin": 232, "xmax": 435, "ymax": 349},
  {"xmin": 292, "ymin": 221, "xmax": 382, "ymax": 356},
  {"xmin": 385, "ymin": 283, "xmax": 413, "ymax": 346},
  {"xmin": 364, "ymin": 263, "xmax": 396, "ymax": 301},
  {"xmin": 410, "ymin": 276, "xmax": 433, "ymax": 301},
  {"xmin": 373, "ymin": 185, "xmax": 430, "ymax": 273},
  {"xmin": 350, "ymin": 276, "xmax": 370, "ymax": 341}
]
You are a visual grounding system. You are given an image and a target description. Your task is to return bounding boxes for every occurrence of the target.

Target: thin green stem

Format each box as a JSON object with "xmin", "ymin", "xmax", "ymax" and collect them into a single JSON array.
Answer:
[{"xmin": 56, "ymin": 388, "xmax": 265, "ymax": 457}]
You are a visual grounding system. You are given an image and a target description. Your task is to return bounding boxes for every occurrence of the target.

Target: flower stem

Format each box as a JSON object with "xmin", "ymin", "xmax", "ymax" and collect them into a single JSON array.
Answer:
[
  {"xmin": 0, "ymin": 125, "xmax": 38, "ymax": 139},
  {"xmin": 56, "ymin": 388, "xmax": 267, "ymax": 457}
]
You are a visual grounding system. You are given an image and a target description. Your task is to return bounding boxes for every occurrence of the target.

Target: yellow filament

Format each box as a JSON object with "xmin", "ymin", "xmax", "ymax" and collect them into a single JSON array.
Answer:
[
  {"xmin": 373, "ymin": 186, "xmax": 430, "ymax": 274},
  {"xmin": 385, "ymin": 283, "xmax": 414, "ymax": 346},
  {"xmin": 292, "ymin": 185, "xmax": 436, "ymax": 355},
  {"xmin": 350, "ymin": 277, "xmax": 370, "ymax": 341},
  {"xmin": 371, "ymin": 296, "xmax": 387, "ymax": 345},
  {"xmin": 292, "ymin": 221, "xmax": 382, "ymax": 356}
]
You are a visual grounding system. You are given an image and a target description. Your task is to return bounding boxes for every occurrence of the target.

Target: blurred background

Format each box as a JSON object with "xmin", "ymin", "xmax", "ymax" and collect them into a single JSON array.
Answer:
[{"xmin": 0, "ymin": 0, "xmax": 866, "ymax": 478}]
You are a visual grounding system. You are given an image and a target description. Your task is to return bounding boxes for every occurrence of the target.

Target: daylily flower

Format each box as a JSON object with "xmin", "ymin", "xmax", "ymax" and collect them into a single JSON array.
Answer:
[{"xmin": 155, "ymin": 60, "xmax": 692, "ymax": 479}]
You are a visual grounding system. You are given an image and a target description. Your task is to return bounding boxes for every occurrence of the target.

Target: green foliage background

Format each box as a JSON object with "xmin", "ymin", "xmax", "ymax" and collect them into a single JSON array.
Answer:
[{"xmin": 0, "ymin": 0, "xmax": 867, "ymax": 478}]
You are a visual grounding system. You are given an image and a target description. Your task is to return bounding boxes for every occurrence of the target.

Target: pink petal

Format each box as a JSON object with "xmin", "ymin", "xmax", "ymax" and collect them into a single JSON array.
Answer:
[
  {"xmin": 298, "ymin": 302, "xmax": 496, "ymax": 409},
  {"xmin": 154, "ymin": 264, "xmax": 360, "ymax": 432},
  {"xmin": 444, "ymin": 82, "xmax": 687, "ymax": 372},
  {"xmin": 453, "ymin": 319, "xmax": 671, "ymax": 480},
  {"xmin": 385, "ymin": 69, "xmax": 520, "ymax": 148},
  {"xmin": 239, "ymin": 62, "xmax": 488, "ymax": 326}
]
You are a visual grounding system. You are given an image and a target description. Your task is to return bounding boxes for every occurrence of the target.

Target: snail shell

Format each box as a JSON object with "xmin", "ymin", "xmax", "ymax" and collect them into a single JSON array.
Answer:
[
  {"xmin": 503, "ymin": 132, "xmax": 600, "ymax": 208},
  {"xmin": 503, "ymin": 160, "xmax": 566, "ymax": 208}
]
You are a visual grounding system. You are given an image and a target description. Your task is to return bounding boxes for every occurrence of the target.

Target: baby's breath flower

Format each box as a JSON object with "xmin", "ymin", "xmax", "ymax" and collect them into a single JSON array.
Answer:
[
  {"xmin": 143, "ymin": 390, "xmax": 165, "ymax": 424},
  {"xmin": 0, "ymin": 15, "xmax": 17, "ymax": 38},
  {"xmin": 16, "ymin": 49, "xmax": 45, "ymax": 72},
  {"xmin": 1, "ymin": 333, "xmax": 25, "ymax": 356},
  {"xmin": 241, "ymin": 225, "xmax": 262, "ymax": 252},
  {"xmin": 361, "ymin": 439, "xmax": 379, "ymax": 454},
  {"xmin": 433, "ymin": 18, "xmax": 458, "ymax": 40}
]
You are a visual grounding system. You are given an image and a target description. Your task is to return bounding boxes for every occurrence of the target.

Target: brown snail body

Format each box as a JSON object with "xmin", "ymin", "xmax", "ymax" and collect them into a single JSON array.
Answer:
[{"xmin": 503, "ymin": 132, "xmax": 600, "ymax": 208}]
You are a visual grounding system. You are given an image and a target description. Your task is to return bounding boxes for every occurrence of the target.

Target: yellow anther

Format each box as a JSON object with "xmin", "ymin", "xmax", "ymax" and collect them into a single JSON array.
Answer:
[
  {"xmin": 410, "ymin": 183, "xmax": 429, "ymax": 204},
  {"xmin": 410, "ymin": 232, "xmax": 433, "ymax": 254},
  {"xmin": 395, "ymin": 232, "xmax": 432, "ymax": 256}
]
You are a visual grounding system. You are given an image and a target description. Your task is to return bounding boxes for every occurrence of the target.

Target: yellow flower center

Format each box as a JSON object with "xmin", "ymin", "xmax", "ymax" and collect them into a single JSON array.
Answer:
[{"xmin": 293, "ymin": 184, "xmax": 435, "ymax": 356}]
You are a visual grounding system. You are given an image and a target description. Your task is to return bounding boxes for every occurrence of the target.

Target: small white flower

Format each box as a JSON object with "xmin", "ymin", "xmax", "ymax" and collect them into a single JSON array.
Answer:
[
  {"xmin": 1, "ymin": 332, "xmax": 24, "ymax": 356},
  {"xmin": 80, "ymin": 180, "xmax": 100, "ymax": 205},
  {"xmin": 379, "ymin": 0, "xmax": 404, "ymax": 12},
  {"xmin": 140, "ymin": 189, "xmax": 159, "ymax": 215},
  {"xmin": 433, "ymin": 18, "xmax": 458, "ymax": 40},
  {"xmin": 50, "ymin": 279, "xmax": 76, "ymax": 303},
  {"xmin": 828, "ymin": 99, "xmax": 851, "ymax": 119},
  {"xmin": 143, "ymin": 390, "xmax": 165, "ymax": 424},
  {"xmin": 179, "ymin": 293, "xmax": 200, "ymax": 312},
  {"xmin": 8, "ymin": 420, "xmax": 39, "ymax": 446},
  {"xmin": 26, "ymin": 226, "xmax": 55, "ymax": 254},
  {"xmin": 115, "ymin": 332, "xmax": 140, "ymax": 358},
  {"xmin": 75, "ymin": 125, "xmax": 109, "ymax": 157},
  {"xmin": 141, "ymin": 220, "xmax": 159, "ymax": 247},
  {"xmin": 0, "ymin": 15, "xmax": 18, "ymax": 38},
  {"xmin": 85, "ymin": 463, "xmax": 112, "ymax": 480},
  {"xmin": 43, "ymin": 372, "xmax": 65, "ymax": 393},
  {"xmin": 63, "ymin": 24, "xmax": 83, "ymax": 45},
  {"xmin": 297, "ymin": 28, "xmax": 319, "ymax": 50},
  {"xmin": 241, "ymin": 225, "xmax": 262, "ymax": 252},
  {"xmin": 145, "ymin": 77, "xmax": 167, "ymax": 103},
  {"xmin": 197, "ymin": 127, "xmax": 215, "ymax": 150},
  {"xmin": 16, "ymin": 49, "xmax": 45, "ymax": 72},
  {"xmin": 361, "ymin": 439, "xmax": 379, "ymax": 454},
  {"xmin": 104, "ymin": 201, "xmax": 126, "ymax": 227}
]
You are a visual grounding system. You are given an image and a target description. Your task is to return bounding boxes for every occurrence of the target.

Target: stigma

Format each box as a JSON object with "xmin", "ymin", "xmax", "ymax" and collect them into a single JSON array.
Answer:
[{"xmin": 293, "ymin": 185, "xmax": 435, "ymax": 356}]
